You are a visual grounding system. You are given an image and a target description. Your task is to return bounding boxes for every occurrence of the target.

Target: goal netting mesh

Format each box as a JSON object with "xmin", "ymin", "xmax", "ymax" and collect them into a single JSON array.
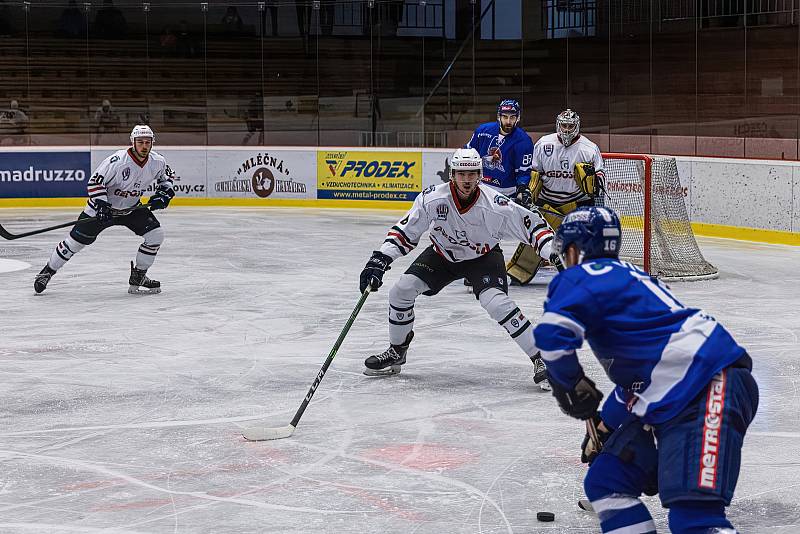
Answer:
[{"xmin": 601, "ymin": 153, "xmax": 718, "ymax": 281}]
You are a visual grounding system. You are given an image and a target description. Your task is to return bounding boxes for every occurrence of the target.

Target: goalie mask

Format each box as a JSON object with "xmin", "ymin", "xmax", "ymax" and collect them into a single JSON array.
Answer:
[
  {"xmin": 497, "ymin": 99, "xmax": 521, "ymax": 135},
  {"xmin": 556, "ymin": 109, "xmax": 580, "ymax": 147},
  {"xmin": 553, "ymin": 206, "xmax": 621, "ymax": 265},
  {"xmin": 449, "ymin": 148, "xmax": 482, "ymax": 197}
]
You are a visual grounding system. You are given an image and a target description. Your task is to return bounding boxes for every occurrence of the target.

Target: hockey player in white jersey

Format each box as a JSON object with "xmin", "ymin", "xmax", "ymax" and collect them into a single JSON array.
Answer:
[
  {"xmin": 358, "ymin": 148, "xmax": 558, "ymax": 389},
  {"xmin": 507, "ymin": 109, "xmax": 606, "ymax": 285},
  {"xmin": 34, "ymin": 125, "xmax": 175, "ymax": 294}
]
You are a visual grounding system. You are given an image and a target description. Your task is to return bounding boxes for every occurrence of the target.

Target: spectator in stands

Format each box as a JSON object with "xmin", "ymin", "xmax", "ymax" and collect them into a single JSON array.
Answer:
[
  {"xmin": 243, "ymin": 92, "xmax": 264, "ymax": 145},
  {"xmin": 57, "ymin": 0, "xmax": 86, "ymax": 38},
  {"xmin": 220, "ymin": 6, "xmax": 244, "ymax": 36},
  {"xmin": 176, "ymin": 20, "xmax": 195, "ymax": 58},
  {"xmin": 159, "ymin": 26, "xmax": 177, "ymax": 56},
  {"xmin": 94, "ymin": 99, "xmax": 121, "ymax": 135},
  {"xmin": 0, "ymin": 100, "xmax": 30, "ymax": 146},
  {"xmin": 93, "ymin": 0, "xmax": 128, "ymax": 39}
]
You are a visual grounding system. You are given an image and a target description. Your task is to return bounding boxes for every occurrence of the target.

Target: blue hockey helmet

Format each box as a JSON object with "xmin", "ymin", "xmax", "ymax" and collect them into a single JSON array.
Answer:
[
  {"xmin": 553, "ymin": 206, "xmax": 622, "ymax": 264},
  {"xmin": 497, "ymin": 99, "xmax": 521, "ymax": 132}
]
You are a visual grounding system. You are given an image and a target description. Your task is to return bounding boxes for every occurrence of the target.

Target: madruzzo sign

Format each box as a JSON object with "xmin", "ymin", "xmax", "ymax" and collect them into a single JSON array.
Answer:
[{"xmin": 0, "ymin": 151, "xmax": 89, "ymax": 197}]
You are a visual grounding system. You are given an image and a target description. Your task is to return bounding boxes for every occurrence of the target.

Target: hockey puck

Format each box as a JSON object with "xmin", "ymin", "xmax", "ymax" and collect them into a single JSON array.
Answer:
[{"xmin": 536, "ymin": 511, "xmax": 555, "ymax": 522}]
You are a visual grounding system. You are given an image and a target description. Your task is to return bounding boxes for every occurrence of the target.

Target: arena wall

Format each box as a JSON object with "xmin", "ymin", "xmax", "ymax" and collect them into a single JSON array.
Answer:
[{"xmin": 1, "ymin": 146, "xmax": 798, "ymax": 246}]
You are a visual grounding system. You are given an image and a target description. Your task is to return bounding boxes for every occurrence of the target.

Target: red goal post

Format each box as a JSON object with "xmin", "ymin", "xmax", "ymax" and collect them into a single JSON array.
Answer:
[{"xmin": 601, "ymin": 153, "xmax": 718, "ymax": 281}]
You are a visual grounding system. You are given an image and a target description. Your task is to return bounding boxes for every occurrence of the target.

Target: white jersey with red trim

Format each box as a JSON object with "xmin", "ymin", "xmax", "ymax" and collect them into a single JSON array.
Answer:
[
  {"xmin": 84, "ymin": 148, "xmax": 174, "ymax": 216},
  {"xmin": 379, "ymin": 182, "xmax": 555, "ymax": 263},
  {"xmin": 532, "ymin": 133, "xmax": 604, "ymax": 206}
]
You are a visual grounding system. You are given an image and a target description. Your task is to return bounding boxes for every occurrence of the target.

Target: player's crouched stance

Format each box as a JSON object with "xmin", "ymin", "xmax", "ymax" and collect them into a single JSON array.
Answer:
[
  {"xmin": 533, "ymin": 207, "xmax": 758, "ymax": 534},
  {"xmin": 34, "ymin": 125, "xmax": 175, "ymax": 295},
  {"xmin": 359, "ymin": 148, "xmax": 559, "ymax": 390}
]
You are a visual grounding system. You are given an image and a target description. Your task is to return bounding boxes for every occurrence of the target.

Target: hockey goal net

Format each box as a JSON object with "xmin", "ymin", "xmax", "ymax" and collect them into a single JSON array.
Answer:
[{"xmin": 601, "ymin": 153, "xmax": 718, "ymax": 281}]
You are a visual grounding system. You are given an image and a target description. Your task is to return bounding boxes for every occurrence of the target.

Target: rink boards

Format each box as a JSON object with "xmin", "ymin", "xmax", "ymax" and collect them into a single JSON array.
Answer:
[{"xmin": 1, "ymin": 146, "xmax": 799, "ymax": 245}]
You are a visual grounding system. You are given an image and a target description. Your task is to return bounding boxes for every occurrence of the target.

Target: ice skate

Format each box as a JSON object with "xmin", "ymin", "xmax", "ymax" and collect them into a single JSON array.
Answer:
[
  {"xmin": 34, "ymin": 265, "xmax": 56, "ymax": 294},
  {"xmin": 364, "ymin": 332, "xmax": 413, "ymax": 376},
  {"xmin": 531, "ymin": 352, "xmax": 551, "ymax": 391},
  {"xmin": 128, "ymin": 261, "xmax": 161, "ymax": 294}
]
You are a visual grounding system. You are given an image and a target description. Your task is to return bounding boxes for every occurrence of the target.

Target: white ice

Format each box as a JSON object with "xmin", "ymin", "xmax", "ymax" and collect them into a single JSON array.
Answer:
[{"xmin": 1, "ymin": 207, "xmax": 798, "ymax": 533}]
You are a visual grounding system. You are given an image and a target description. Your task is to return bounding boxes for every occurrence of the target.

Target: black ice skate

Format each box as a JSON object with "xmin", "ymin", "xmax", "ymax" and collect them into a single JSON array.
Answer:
[
  {"xmin": 34, "ymin": 265, "xmax": 56, "ymax": 294},
  {"xmin": 531, "ymin": 352, "xmax": 551, "ymax": 391},
  {"xmin": 128, "ymin": 261, "xmax": 161, "ymax": 294},
  {"xmin": 364, "ymin": 331, "xmax": 414, "ymax": 376}
]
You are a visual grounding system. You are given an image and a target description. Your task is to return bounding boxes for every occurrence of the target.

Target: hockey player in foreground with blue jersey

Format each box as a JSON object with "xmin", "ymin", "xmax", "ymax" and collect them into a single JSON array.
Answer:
[{"xmin": 533, "ymin": 206, "xmax": 758, "ymax": 534}]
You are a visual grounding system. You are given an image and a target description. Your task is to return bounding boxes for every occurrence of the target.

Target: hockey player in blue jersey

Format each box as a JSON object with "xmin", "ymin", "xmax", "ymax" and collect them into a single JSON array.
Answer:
[
  {"xmin": 465, "ymin": 99, "xmax": 535, "ymax": 207},
  {"xmin": 533, "ymin": 206, "xmax": 758, "ymax": 534}
]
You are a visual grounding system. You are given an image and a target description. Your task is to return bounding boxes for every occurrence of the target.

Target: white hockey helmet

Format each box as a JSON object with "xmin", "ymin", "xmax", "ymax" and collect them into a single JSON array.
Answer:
[
  {"xmin": 556, "ymin": 109, "xmax": 580, "ymax": 147},
  {"xmin": 130, "ymin": 124, "xmax": 155, "ymax": 145},
  {"xmin": 449, "ymin": 148, "xmax": 482, "ymax": 181}
]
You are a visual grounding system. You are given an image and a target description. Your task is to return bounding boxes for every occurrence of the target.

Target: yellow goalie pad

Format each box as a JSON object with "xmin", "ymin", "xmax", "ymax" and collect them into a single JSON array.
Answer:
[
  {"xmin": 506, "ymin": 202, "xmax": 576, "ymax": 285},
  {"xmin": 529, "ymin": 170, "xmax": 542, "ymax": 202},
  {"xmin": 574, "ymin": 162, "xmax": 598, "ymax": 197}
]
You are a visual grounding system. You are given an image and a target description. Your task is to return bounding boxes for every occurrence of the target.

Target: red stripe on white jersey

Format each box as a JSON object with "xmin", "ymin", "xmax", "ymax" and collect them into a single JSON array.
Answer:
[{"xmin": 388, "ymin": 231, "xmax": 411, "ymax": 249}]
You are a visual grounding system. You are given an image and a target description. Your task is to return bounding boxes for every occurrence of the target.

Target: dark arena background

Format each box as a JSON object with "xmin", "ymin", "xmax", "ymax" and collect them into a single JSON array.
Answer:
[{"xmin": 0, "ymin": 0, "xmax": 798, "ymax": 155}]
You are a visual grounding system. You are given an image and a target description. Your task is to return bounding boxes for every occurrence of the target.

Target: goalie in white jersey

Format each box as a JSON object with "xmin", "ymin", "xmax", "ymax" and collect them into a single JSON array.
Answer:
[
  {"xmin": 34, "ymin": 125, "xmax": 175, "ymax": 295},
  {"xmin": 507, "ymin": 109, "xmax": 606, "ymax": 285},
  {"xmin": 358, "ymin": 148, "xmax": 559, "ymax": 389}
]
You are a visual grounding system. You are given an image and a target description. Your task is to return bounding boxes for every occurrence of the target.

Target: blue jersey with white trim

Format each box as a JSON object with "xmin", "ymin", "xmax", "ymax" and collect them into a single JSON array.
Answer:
[
  {"xmin": 533, "ymin": 258, "xmax": 746, "ymax": 424},
  {"xmin": 465, "ymin": 122, "xmax": 534, "ymax": 195}
]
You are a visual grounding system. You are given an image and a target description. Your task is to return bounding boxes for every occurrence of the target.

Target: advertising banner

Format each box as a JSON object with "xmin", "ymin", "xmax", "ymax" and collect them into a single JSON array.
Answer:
[
  {"xmin": 422, "ymin": 149, "xmax": 452, "ymax": 190},
  {"xmin": 0, "ymin": 151, "xmax": 90, "ymax": 198},
  {"xmin": 317, "ymin": 150, "xmax": 422, "ymax": 201},
  {"xmin": 92, "ymin": 148, "xmax": 208, "ymax": 198},
  {"xmin": 207, "ymin": 149, "xmax": 315, "ymax": 200}
]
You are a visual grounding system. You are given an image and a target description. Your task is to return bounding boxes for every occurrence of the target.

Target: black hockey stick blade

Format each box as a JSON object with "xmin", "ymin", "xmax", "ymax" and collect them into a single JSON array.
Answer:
[
  {"xmin": 242, "ymin": 424, "xmax": 296, "ymax": 442},
  {"xmin": 0, "ymin": 203, "xmax": 153, "ymax": 240},
  {"xmin": 578, "ymin": 499, "xmax": 594, "ymax": 512},
  {"xmin": 0, "ymin": 218, "xmax": 79, "ymax": 240}
]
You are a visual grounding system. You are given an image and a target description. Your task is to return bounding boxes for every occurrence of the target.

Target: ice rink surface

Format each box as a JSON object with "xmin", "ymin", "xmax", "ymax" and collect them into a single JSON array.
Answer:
[{"xmin": 1, "ymin": 207, "xmax": 798, "ymax": 533}]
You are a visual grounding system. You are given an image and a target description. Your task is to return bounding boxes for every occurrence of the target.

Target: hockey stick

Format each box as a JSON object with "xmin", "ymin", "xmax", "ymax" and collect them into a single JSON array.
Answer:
[
  {"xmin": 586, "ymin": 417, "xmax": 603, "ymax": 455},
  {"xmin": 577, "ymin": 419, "xmax": 603, "ymax": 515},
  {"xmin": 0, "ymin": 203, "xmax": 153, "ymax": 240},
  {"xmin": 242, "ymin": 285, "xmax": 373, "ymax": 441}
]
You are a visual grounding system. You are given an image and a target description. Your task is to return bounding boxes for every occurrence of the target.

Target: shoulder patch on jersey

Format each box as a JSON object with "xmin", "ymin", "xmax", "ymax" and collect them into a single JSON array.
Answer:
[
  {"xmin": 543, "ymin": 144, "xmax": 554, "ymax": 157},
  {"xmin": 581, "ymin": 262, "xmax": 613, "ymax": 276},
  {"xmin": 110, "ymin": 155, "xmax": 119, "ymax": 163},
  {"xmin": 493, "ymin": 194, "xmax": 510, "ymax": 207},
  {"xmin": 422, "ymin": 184, "xmax": 436, "ymax": 195}
]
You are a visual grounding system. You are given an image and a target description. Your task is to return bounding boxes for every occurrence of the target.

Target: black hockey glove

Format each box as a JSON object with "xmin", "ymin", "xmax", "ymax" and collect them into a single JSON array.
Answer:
[
  {"xmin": 548, "ymin": 372, "xmax": 603, "ymax": 420},
  {"xmin": 581, "ymin": 413, "xmax": 612, "ymax": 464},
  {"xmin": 549, "ymin": 253, "xmax": 565, "ymax": 272},
  {"xmin": 94, "ymin": 199, "xmax": 113, "ymax": 223},
  {"xmin": 149, "ymin": 187, "xmax": 175, "ymax": 211},
  {"xmin": 359, "ymin": 250, "xmax": 392, "ymax": 293},
  {"xmin": 514, "ymin": 184, "xmax": 533, "ymax": 209}
]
